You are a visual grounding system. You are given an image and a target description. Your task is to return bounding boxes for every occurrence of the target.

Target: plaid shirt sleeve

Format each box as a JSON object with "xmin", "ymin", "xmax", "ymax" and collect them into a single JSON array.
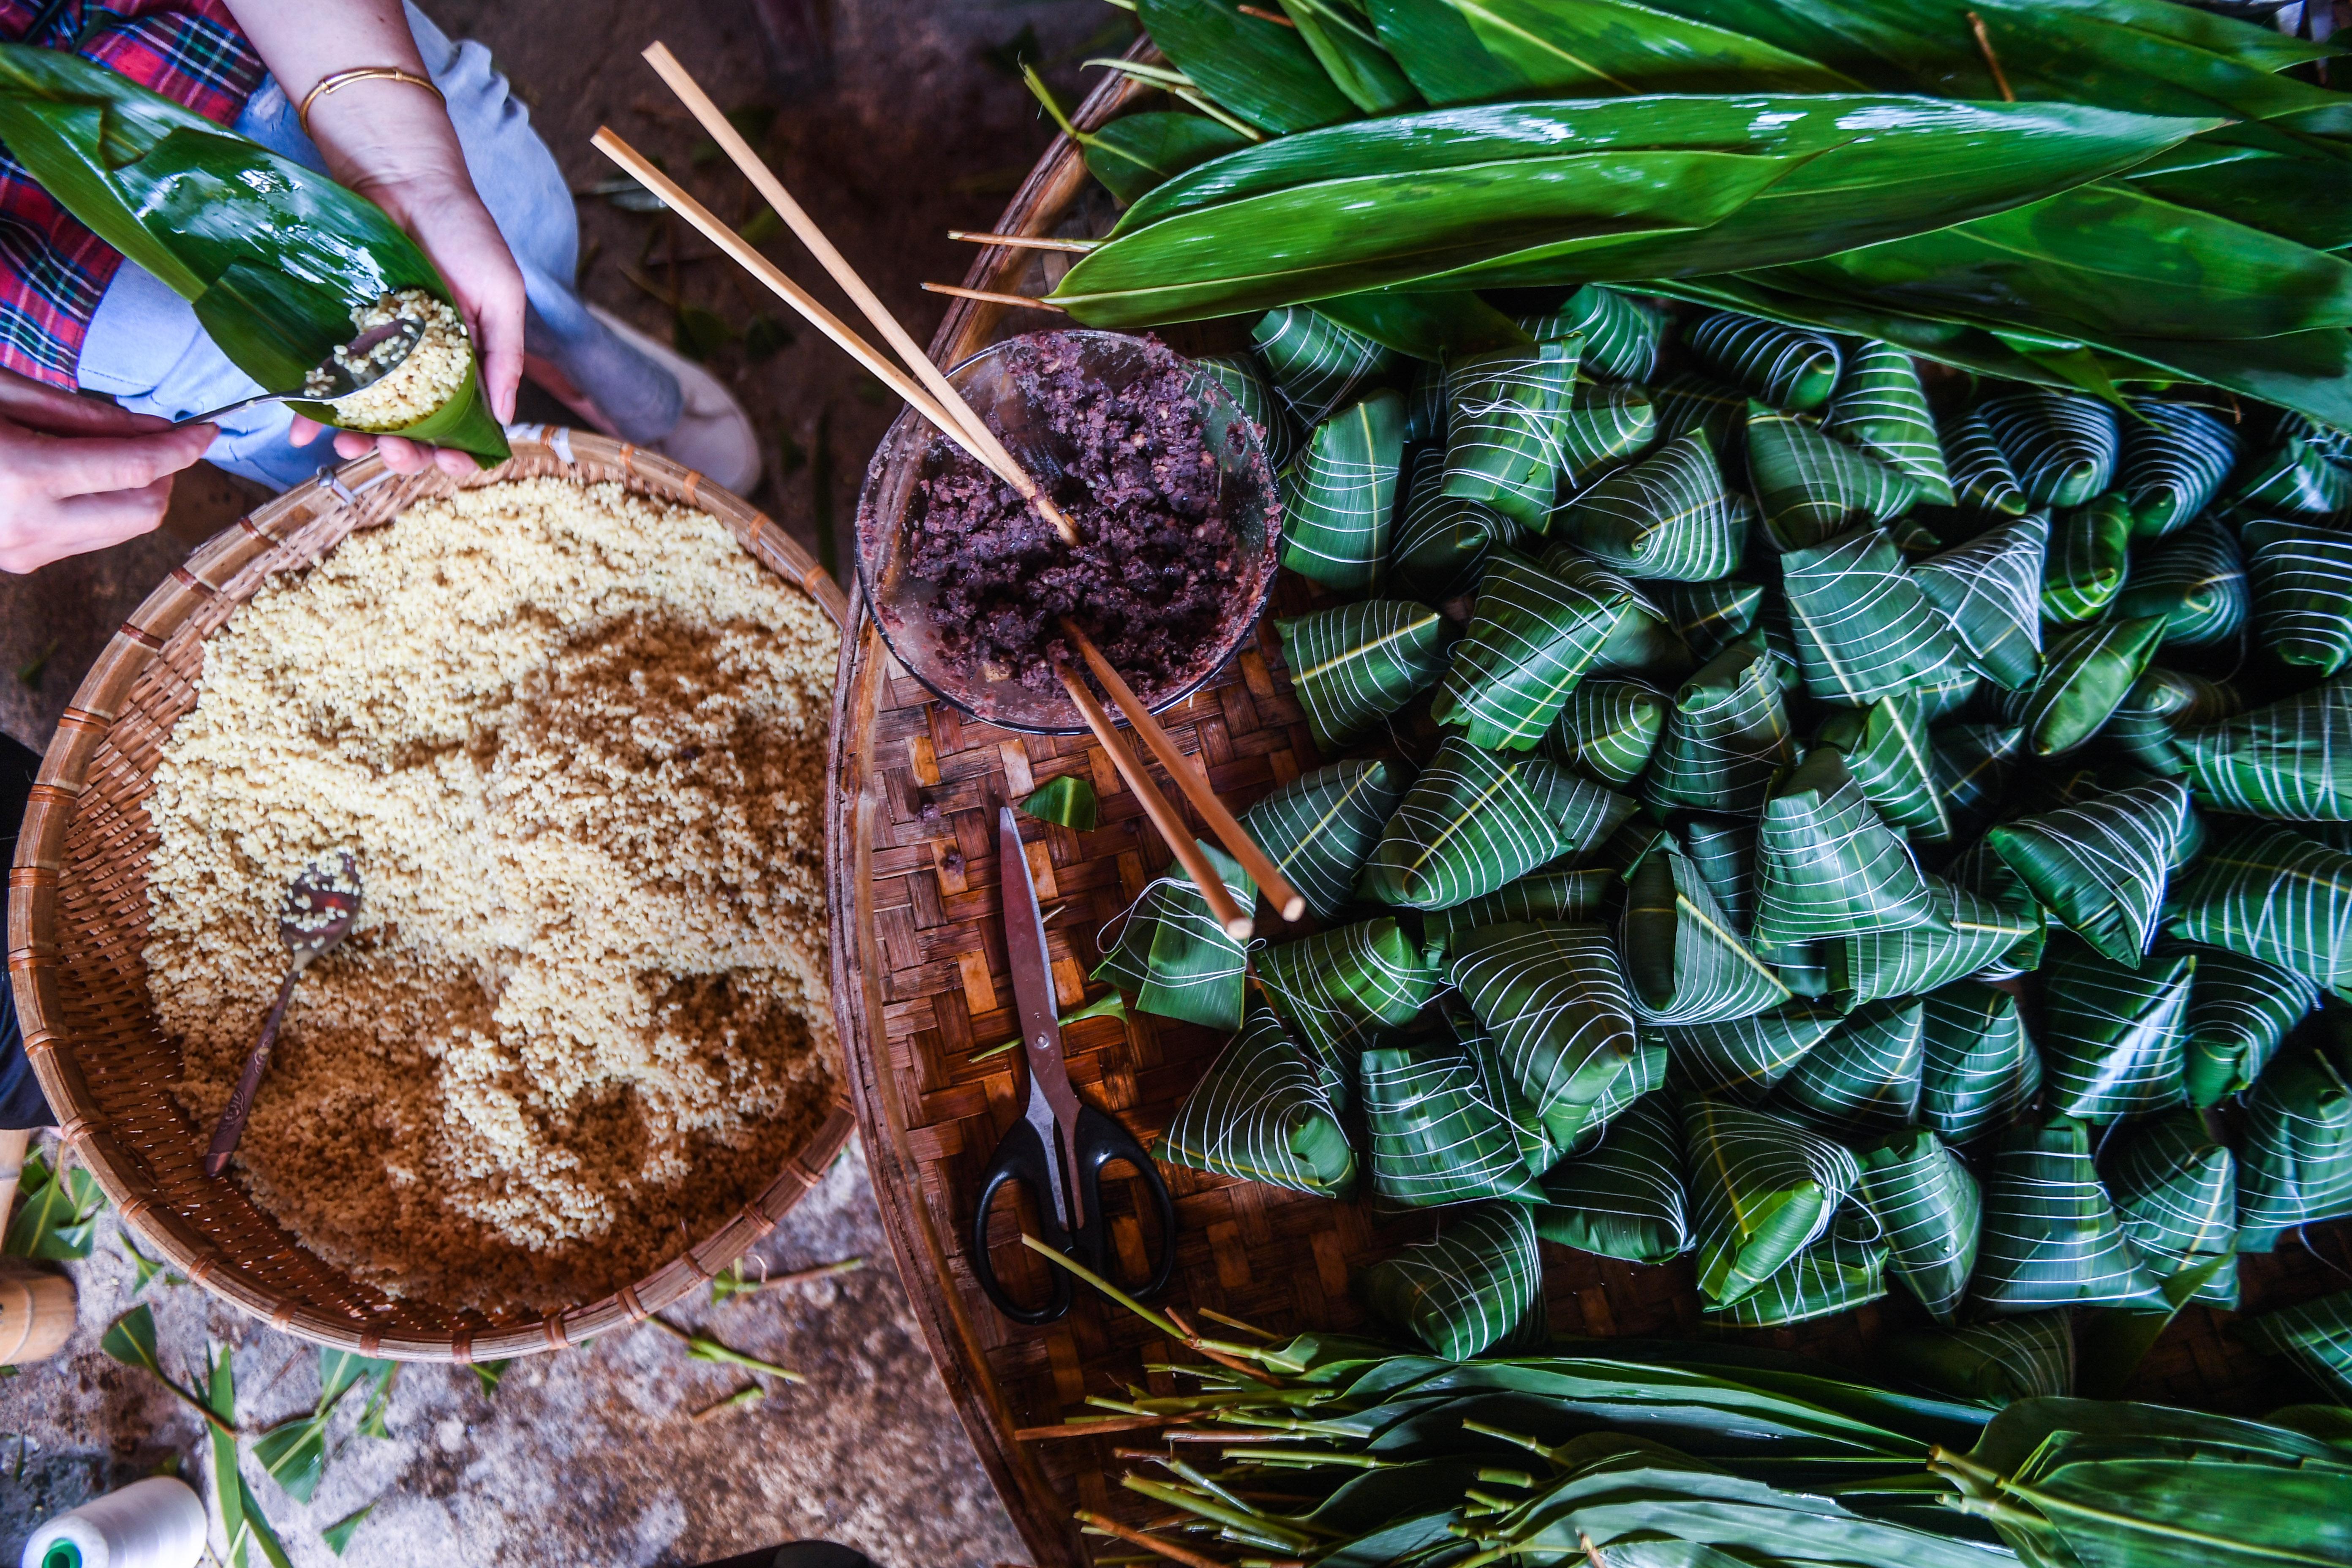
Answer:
[{"xmin": 0, "ymin": 1, "xmax": 265, "ymax": 387}]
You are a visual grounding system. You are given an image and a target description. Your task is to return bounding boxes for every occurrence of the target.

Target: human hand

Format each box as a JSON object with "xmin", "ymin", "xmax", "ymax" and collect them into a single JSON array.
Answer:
[
  {"xmin": 0, "ymin": 370, "xmax": 214, "ymax": 574},
  {"xmin": 286, "ymin": 78, "xmax": 524, "ymax": 477}
]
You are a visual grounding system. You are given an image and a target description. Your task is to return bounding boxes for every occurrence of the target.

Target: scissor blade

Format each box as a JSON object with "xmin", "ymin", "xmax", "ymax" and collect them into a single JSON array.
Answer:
[{"xmin": 999, "ymin": 806, "xmax": 1087, "ymax": 1224}]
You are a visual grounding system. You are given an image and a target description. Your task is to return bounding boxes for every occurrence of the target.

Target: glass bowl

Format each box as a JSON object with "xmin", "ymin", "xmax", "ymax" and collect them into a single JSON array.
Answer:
[{"xmin": 854, "ymin": 329, "xmax": 1282, "ymax": 735}]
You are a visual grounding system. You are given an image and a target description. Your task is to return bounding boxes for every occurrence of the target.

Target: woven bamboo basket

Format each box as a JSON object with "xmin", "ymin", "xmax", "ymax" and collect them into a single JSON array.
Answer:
[
  {"xmin": 10, "ymin": 427, "xmax": 856, "ymax": 1361},
  {"xmin": 832, "ymin": 60, "xmax": 2352, "ymax": 1568}
]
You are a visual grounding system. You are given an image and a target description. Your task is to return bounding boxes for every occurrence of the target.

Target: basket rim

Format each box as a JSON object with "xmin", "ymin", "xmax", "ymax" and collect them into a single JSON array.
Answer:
[{"xmin": 11, "ymin": 427, "xmax": 855, "ymax": 1361}]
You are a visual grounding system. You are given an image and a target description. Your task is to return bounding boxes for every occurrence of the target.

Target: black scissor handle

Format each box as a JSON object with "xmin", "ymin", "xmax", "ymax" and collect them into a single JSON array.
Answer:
[
  {"xmin": 969, "ymin": 1117, "xmax": 1074, "ymax": 1326},
  {"xmin": 1068, "ymin": 1105, "xmax": 1178, "ymax": 1302}
]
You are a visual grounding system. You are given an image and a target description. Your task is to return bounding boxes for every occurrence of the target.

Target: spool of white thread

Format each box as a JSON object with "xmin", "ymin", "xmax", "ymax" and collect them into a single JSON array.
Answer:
[{"xmin": 18, "ymin": 1477, "xmax": 206, "ymax": 1568}]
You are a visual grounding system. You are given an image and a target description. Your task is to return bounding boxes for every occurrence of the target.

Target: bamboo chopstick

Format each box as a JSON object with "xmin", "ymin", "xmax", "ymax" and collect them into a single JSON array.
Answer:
[
  {"xmin": 589, "ymin": 129, "xmax": 1013, "ymax": 486},
  {"xmin": 922, "ymin": 281, "xmax": 1069, "ymax": 313},
  {"xmin": 1057, "ymin": 667, "xmax": 1254, "ymax": 940},
  {"xmin": 1062, "ymin": 620, "xmax": 1305, "ymax": 924},
  {"xmin": 948, "ymin": 230, "xmax": 1099, "ymax": 253},
  {"xmin": 639, "ymin": 41, "xmax": 1077, "ymax": 543}
]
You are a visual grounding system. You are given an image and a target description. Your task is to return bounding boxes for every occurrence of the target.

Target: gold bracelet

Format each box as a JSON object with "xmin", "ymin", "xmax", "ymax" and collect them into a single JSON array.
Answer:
[{"xmin": 297, "ymin": 67, "xmax": 446, "ymax": 139}]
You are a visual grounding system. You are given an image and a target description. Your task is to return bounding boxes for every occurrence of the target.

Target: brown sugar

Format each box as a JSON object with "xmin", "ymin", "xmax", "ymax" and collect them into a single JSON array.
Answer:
[{"xmin": 144, "ymin": 477, "xmax": 839, "ymax": 1315}]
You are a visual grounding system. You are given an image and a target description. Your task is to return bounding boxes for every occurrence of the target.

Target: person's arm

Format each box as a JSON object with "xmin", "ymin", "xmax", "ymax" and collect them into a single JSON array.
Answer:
[
  {"xmin": 0, "ymin": 369, "xmax": 213, "ymax": 573},
  {"xmin": 220, "ymin": 0, "xmax": 525, "ymax": 477}
]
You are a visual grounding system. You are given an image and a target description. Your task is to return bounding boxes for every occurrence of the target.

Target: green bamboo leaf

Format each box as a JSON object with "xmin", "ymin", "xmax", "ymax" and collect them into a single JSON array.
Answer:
[
  {"xmin": 1364, "ymin": 736, "xmax": 1632, "ymax": 909},
  {"xmin": 1388, "ymin": 445, "xmax": 1517, "ymax": 602},
  {"xmin": 1753, "ymin": 748, "xmax": 1947, "ymax": 948},
  {"xmin": 2015, "ymin": 614, "xmax": 2168, "ymax": 756},
  {"xmin": 2114, "ymin": 519, "xmax": 2249, "ymax": 654},
  {"xmin": 1517, "ymin": 284, "xmax": 1665, "ymax": 383},
  {"xmin": 1822, "ymin": 339, "xmax": 1953, "ymax": 504},
  {"xmin": 1367, "ymin": 0, "xmax": 1852, "ymax": 105},
  {"xmin": 2243, "ymin": 1290, "xmax": 2352, "ymax": 1403},
  {"xmin": 1277, "ymin": 598, "xmax": 1451, "ymax": 751},
  {"xmin": 1910, "ymin": 514, "xmax": 2042, "ymax": 691},
  {"xmin": 1881, "ymin": 1314, "xmax": 2075, "ymax": 1407},
  {"xmin": 0, "ymin": 50, "xmax": 506, "ymax": 458},
  {"xmin": 1362, "ymin": 1034, "xmax": 1548, "ymax": 1206},
  {"xmin": 1704, "ymin": 1225, "xmax": 1889, "ymax": 1328},
  {"xmin": 1430, "ymin": 549, "xmax": 1629, "ymax": 749},
  {"xmin": 1642, "ymin": 635, "xmax": 1795, "ymax": 816},
  {"xmin": 1163, "ymin": 1004, "xmax": 1358, "ymax": 1200},
  {"xmin": 1094, "ymin": 840, "xmax": 1255, "ymax": 1029},
  {"xmin": 1082, "ymin": 111, "xmax": 1259, "ymax": 207},
  {"xmin": 1676, "ymin": 814, "xmax": 1756, "ymax": 934},
  {"xmin": 1420, "ymin": 862, "xmax": 1619, "ymax": 954},
  {"xmin": 1195, "ymin": 349, "xmax": 1298, "ymax": 469},
  {"xmin": 4, "ymin": 1149, "xmax": 105, "ymax": 1260},
  {"xmin": 2041, "ymin": 493, "xmax": 2134, "ymax": 624},
  {"xmin": 1938, "ymin": 408, "xmax": 2033, "ymax": 523},
  {"xmin": 318, "ymin": 1347, "xmax": 393, "ymax": 1409},
  {"xmin": 1973, "ymin": 1113, "xmax": 2169, "ymax": 1312},
  {"xmin": 1921, "ymin": 979, "xmax": 2044, "ymax": 1151},
  {"xmin": 321, "ymin": 1503, "xmax": 376, "ymax": 1557},
  {"xmin": 1655, "ymin": 1004, "xmax": 1842, "ymax": 1103},
  {"xmin": 1244, "ymin": 758, "xmax": 1410, "ymax": 922},
  {"xmin": 2235, "ymin": 417, "xmax": 2352, "ymax": 517},
  {"xmin": 2119, "ymin": 399, "xmax": 2238, "ymax": 539},
  {"xmin": 1252, "ymin": 304, "xmax": 1396, "ymax": 427},
  {"xmin": 253, "ymin": 1413, "xmax": 329, "ymax": 1504},
  {"xmin": 1359, "ymin": 1201, "xmax": 1542, "ymax": 1361},
  {"xmin": 1136, "ymin": 0, "xmax": 1358, "ymax": 133},
  {"xmin": 1542, "ymin": 678, "xmax": 1664, "ymax": 788},
  {"xmin": 2039, "ymin": 940, "xmax": 2195, "ymax": 1124},
  {"xmin": 1781, "ymin": 525, "xmax": 1963, "ymax": 704},
  {"xmin": 1748, "ymin": 406, "xmax": 1922, "ymax": 553},
  {"xmin": 1816, "ymin": 691, "xmax": 1946, "ymax": 839},
  {"xmin": 1985, "ymin": 776, "xmax": 2187, "ymax": 965},
  {"xmin": 1981, "ymin": 389, "xmax": 2121, "ymax": 510},
  {"xmin": 2244, "ymin": 516, "xmax": 2352, "ymax": 678},
  {"xmin": 2103, "ymin": 1108, "xmax": 2238, "ymax": 1309},
  {"xmin": 2168, "ymin": 820, "xmax": 2352, "ymax": 991},
  {"xmin": 1930, "ymin": 723, "xmax": 2028, "ymax": 845},
  {"xmin": 1279, "ymin": 0, "xmax": 1418, "ymax": 114},
  {"xmin": 1828, "ymin": 877, "xmax": 2041, "ymax": 1008},
  {"xmin": 1683, "ymin": 1097, "xmax": 1864, "ymax": 1308},
  {"xmin": 1058, "ymin": 96, "xmax": 2210, "ymax": 323},
  {"xmin": 1690, "ymin": 314, "xmax": 1843, "ymax": 412},
  {"xmin": 1557, "ymin": 430, "xmax": 1741, "ymax": 582},
  {"xmin": 100, "ymin": 1304, "xmax": 163, "ymax": 1378},
  {"xmin": 1623, "ymin": 847, "xmax": 1791, "ymax": 1027},
  {"xmin": 2178, "ymin": 943, "xmax": 2319, "ymax": 1110},
  {"xmin": 1281, "ymin": 389, "xmax": 1407, "ymax": 589},
  {"xmin": 2236, "ymin": 1021, "xmax": 2352, "ymax": 1254},
  {"xmin": 1442, "ymin": 340, "xmax": 1573, "ymax": 531},
  {"xmin": 1020, "ymin": 775, "xmax": 1098, "ymax": 831},
  {"xmin": 2104, "ymin": 668, "xmax": 2240, "ymax": 779},
  {"xmin": 1854, "ymin": 1127, "xmax": 1982, "ymax": 1324},
  {"xmin": 1308, "ymin": 290, "xmax": 1538, "ymax": 364},
  {"xmin": 1652, "ymin": 580, "xmax": 1764, "ymax": 665},
  {"xmin": 2180, "ymin": 674, "xmax": 2352, "ymax": 821},
  {"xmin": 1451, "ymin": 921, "xmax": 1640, "ymax": 1146},
  {"xmin": 233, "ymin": 1472, "xmax": 293, "ymax": 1568},
  {"xmin": 1535, "ymin": 1090, "xmax": 1689, "ymax": 1265},
  {"xmin": 1651, "ymin": 370, "xmax": 1750, "ymax": 464},
  {"xmin": 1545, "ymin": 547, "xmax": 1696, "ymax": 680},
  {"xmin": 1772, "ymin": 998, "xmax": 1925, "ymax": 1139},
  {"xmin": 1256, "ymin": 917, "xmax": 1443, "ymax": 1109},
  {"xmin": 1553, "ymin": 377, "xmax": 1661, "ymax": 491}
]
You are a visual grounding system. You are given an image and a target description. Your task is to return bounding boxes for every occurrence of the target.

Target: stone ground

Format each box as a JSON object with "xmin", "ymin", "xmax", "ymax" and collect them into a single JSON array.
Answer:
[{"xmin": 3, "ymin": 0, "xmax": 1137, "ymax": 1560}]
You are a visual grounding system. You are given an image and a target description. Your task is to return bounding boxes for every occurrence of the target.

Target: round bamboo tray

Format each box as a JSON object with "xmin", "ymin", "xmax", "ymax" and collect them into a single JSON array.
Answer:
[
  {"xmin": 832, "ymin": 60, "xmax": 2352, "ymax": 1568},
  {"xmin": 11, "ymin": 427, "xmax": 856, "ymax": 1361}
]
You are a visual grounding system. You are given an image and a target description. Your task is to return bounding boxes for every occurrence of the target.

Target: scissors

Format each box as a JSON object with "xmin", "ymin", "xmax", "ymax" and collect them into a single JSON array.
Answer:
[{"xmin": 970, "ymin": 806, "xmax": 1176, "ymax": 1324}]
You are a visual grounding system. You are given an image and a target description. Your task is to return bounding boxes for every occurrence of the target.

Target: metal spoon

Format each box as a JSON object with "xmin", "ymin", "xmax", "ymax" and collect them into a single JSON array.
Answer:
[
  {"xmin": 202, "ymin": 855, "xmax": 363, "ymax": 1180},
  {"xmin": 175, "ymin": 318, "xmax": 425, "ymax": 429}
]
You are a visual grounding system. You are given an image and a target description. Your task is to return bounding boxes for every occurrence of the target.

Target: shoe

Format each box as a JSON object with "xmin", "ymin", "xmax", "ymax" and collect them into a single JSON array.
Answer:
[{"xmin": 586, "ymin": 305, "xmax": 763, "ymax": 495}]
